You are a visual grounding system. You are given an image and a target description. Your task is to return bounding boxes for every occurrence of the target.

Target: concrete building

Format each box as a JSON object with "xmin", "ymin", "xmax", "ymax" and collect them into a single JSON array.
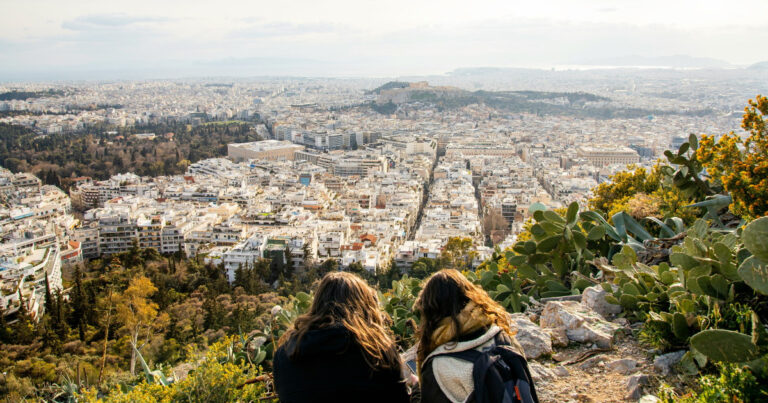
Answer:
[
  {"xmin": 1, "ymin": 242, "xmax": 62, "ymax": 323},
  {"xmin": 576, "ymin": 145, "xmax": 640, "ymax": 167},
  {"xmin": 228, "ymin": 140, "xmax": 305, "ymax": 162}
]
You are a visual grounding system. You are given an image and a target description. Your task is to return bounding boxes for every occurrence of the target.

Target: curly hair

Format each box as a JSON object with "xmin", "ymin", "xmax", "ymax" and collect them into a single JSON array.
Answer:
[
  {"xmin": 278, "ymin": 271, "xmax": 401, "ymax": 370},
  {"xmin": 414, "ymin": 269, "xmax": 513, "ymax": 367}
]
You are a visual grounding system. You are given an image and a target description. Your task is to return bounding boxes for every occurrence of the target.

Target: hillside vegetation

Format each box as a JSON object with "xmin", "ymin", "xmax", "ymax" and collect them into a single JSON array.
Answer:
[
  {"xmin": 0, "ymin": 90, "xmax": 66, "ymax": 101},
  {"xmin": 369, "ymin": 81, "xmax": 714, "ymax": 118},
  {"xmin": 0, "ymin": 121, "xmax": 261, "ymax": 189},
  {"xmin": 1, "ymin": 97, "xmax": 768, "ymax": 402}
]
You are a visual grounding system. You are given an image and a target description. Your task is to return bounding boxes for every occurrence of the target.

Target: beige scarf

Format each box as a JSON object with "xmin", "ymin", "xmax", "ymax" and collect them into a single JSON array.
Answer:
[{"xmin": 429, "ymin": 301, "xmax": 492, "ymax": 352}]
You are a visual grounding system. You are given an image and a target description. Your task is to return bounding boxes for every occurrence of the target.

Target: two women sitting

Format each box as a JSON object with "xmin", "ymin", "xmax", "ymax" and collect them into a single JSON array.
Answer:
[{"xmin": 273, "ymin": 270, "xmax": 537, "ymax": 403}]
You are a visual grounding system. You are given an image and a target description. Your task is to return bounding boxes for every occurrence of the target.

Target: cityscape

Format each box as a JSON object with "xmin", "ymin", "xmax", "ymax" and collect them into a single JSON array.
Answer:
[{"xmin": 2, "ymin": 1, "xmax": 768, "ymax": 402}]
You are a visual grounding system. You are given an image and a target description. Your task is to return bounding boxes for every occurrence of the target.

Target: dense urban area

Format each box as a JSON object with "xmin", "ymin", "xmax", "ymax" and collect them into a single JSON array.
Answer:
[{"xmin": 1, "ymin": 66, "xmax": 768, "ymax": 402}]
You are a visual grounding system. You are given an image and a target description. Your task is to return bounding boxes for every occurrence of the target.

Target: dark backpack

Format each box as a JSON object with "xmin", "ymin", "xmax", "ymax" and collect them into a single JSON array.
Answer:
[{"xmin": 427, "ymin": 333, "xmax": 539, "ymax": 403}]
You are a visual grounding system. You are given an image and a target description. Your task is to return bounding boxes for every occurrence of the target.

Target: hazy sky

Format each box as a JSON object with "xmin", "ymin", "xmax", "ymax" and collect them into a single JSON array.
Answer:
[{"xmin": 2, "ymin": 0, "xmax": 767, "ymax": 80}]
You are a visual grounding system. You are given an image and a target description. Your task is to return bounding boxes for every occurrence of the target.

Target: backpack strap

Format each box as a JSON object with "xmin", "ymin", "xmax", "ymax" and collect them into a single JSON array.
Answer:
[
  {"xmin": 470, "ymin": 348, "xmax": 501, "ymax": 402},
  {"xmin": 489, "ymin": 339, "xmax": 540, "ymax": 403}
]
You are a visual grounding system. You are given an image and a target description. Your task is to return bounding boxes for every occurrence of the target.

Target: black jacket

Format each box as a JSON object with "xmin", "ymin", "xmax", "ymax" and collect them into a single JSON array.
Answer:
[{"xmin": 273, "ymin": 325, "xmax": 411, "ymax": 403}]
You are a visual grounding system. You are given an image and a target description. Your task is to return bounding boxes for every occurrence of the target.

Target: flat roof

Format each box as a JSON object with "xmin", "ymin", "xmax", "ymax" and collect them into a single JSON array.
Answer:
[{"xmin": 229, "ymin": 140, "xmax": 303, "ymax": 152}]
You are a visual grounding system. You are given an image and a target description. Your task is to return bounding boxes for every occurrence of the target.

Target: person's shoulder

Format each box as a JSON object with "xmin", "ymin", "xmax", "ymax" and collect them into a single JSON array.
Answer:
[
  {"xmin": 494, "ymin": 329, "xmax": 525, "ymax": 356},
  {"xmin": 427, "ymin": 325, "xmax": 502, "ymax": 361}
]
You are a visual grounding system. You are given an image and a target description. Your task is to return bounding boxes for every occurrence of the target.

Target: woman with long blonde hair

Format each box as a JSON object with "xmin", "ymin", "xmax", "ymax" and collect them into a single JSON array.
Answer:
[
  {"xmin": 414, "ymin": 269, "xmax": 537, "ymax": 403},
  {"xmin": 273, "ymin": 271, "xmax": 411, "ymax": 403}
]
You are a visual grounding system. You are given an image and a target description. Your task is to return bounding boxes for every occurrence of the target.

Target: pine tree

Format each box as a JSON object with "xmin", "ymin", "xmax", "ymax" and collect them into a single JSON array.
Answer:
[
  {"xmin": 203, "ymin": 291, "xmax": 224, "ymax": 330},
  {"xmin": 54, "ymin": 291, "xmax": 68, "ymax": 341},
  {"xmin": 12, "ymin": 291, "xmax": 35, "ymax": 344},
  {"xmin": 98, "ymin": 287, "xmax": 116, "ymax": 386},
  {"xmin": 69, "ymin": 265, "xmax": 89, "ymax": 341},
  {"xmin": 233, "ymin": 263, "xmax": 246, "ymax": 290},
  {"xmin": 44, "ymin": 273, "xmax": 53, "ymax": 310},
  {"xmin": 0, "ymin": 305, "xmax": 9, "ymax": 343}
]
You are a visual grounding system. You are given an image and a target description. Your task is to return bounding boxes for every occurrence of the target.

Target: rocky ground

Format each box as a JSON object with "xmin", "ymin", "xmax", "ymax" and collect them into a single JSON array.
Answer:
[{"xmin": 509, "ymin": 286, "xmax": 690, "ymax": 403}]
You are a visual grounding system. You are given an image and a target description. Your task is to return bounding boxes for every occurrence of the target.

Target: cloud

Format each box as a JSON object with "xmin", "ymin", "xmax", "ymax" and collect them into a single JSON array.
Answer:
[
  {"xmin": 62, "ymin": 13, "xmax": 170, "ymax": 31},
  {"xmin": 230, "ymin": 21, "xmax": 343, "ymax": 39},
  {"xmin": 3, "ymin": 8, "xmax": 768, "ymax": 80}
]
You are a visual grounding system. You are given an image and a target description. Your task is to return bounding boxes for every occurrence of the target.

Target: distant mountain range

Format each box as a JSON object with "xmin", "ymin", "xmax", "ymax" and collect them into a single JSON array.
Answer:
[
  {"xmin": 748, "ymin": 61, "xmax": 768, "ymax": 70},
  {"xmin": 449, "ymin": 56, "xmax": 752, "ymax": 72},
  {"xmin": 578, "ymin": 55, "xmax": 733, "ymax": 69}
]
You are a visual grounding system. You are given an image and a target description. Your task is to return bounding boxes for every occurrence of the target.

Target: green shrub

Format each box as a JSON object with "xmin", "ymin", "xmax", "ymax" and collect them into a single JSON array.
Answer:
[{"xmin": 659, "ymin": 363, "xmax": 765, "ymax": 403}]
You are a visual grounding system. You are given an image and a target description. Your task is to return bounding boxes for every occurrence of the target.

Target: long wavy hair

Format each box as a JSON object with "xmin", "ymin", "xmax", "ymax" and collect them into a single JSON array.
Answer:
[
  {"xmin": 414, "ymin": 269, "xmax": 513, "ymax": 367},
  {"xmin": 278, "ymin": 271, "xmax": 401, "ymax": 370}
]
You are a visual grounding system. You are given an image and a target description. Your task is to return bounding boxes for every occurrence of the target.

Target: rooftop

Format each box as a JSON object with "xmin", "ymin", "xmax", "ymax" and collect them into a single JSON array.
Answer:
[{"xmin": 229, "ymin": 140, "xmax": 302, "ymax": 152}]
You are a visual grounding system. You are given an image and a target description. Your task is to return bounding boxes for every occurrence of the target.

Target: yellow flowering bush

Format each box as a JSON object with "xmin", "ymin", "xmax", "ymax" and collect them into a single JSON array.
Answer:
[
  {"xmin": 515, "ymin": 217, "xmax": 535, "ymax": 242},
  {"xmin": 697, "ymin": 95, "xmax": 768, "ymax": 219},
  {"xmin": 590, "ymin": 165, "xmax": 662, "ymax": 213},
  {"xmin": 589, "ymin": 163, "xmax": 700, "ymax": 224}
]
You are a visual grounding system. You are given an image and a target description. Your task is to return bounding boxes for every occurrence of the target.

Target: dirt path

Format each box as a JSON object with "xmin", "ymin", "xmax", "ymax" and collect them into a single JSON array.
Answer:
[{"xmin": 532, "ymin": 333, "xmax": 661, "ymax": 402}]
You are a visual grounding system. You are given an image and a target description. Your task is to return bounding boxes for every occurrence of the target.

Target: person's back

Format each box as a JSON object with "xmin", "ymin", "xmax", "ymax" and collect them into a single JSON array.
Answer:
[
  {"xmin": 274, "ymin": 324, "xmax": 409, "ymax": 403},
  {"xmin": 272, "ymin": 271, "xmax": 410, "ymax": 403},
  {"xmin": 414, "ymin": 269, "xmax": 538, "ymax": 403}
]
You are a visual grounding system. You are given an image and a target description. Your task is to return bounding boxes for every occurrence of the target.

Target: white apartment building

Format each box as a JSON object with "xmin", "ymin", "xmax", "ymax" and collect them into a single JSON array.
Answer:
[
  {"xmin": 223, "ymin": 235, "xmax": 267, "ymax": 282},
  {"xmin": 0, "ymin": 242, "xmax": 62, "ymax": 322}
]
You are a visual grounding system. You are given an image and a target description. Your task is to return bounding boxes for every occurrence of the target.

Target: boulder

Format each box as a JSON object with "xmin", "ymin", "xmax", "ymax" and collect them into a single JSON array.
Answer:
[
  {"xmin": 653, "ymin": 350, "xmax": 685, "ymax": 376},
  {"xmin": 539, "ymin": 301, "xmax": 621, "ymax": 348},
  {"xmin": 582, "ymin": 285, "xmax": 622, "ymax": 318},
  {"xmin": 606, "ymin": 358, "xmax": 638, "ymax": 374},
  {"xmin": 509, "ymin": 313, "xmax": 553, "ymax": 359},
  {"xmin": 528, "ymin": 362, "xmax": 556, "ymax": 382},
  {"xmin": 626, "ymin": 373, "xmax": 650, "ymax": 400},
  {"xmin": 545, "ymin": 327, "xmax": 569, "ymax": 347}
]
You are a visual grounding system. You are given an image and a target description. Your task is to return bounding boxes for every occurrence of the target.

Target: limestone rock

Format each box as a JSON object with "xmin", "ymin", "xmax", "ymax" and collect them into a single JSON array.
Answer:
[
  {"xmin": 582, "ymin": 285, "xmax": 622, "ymax": 318},
  {"xmin": 509, "ymin": 313, "xmax": 553, "ymax": 359},
  {"xmin": 553, "ymin": 366, "xmax": 570, "ymax": 377},
  {"xmin": 552, "ymin": 352, "xmax": 570, "ymax": 362},
  {"xmin": 540, "ymin": 301, "xmax": 621, "ymax": 348},
  {"xmin": 626, "ymin": 374, "xmax": 650, "ymax": 400},
  {"xmin": 545, "ymin": 327, "xmax": 569, "ymax": 347},
  {"xmin": 528, "ymin": 362, "xmax": 556, "ymax": 382},
  {"xmin": 612, "ymin": 317, "xmax": 630, "ymax": 327},
  {"xmin": 606, "ymin": 358, "xmax": 638, "ymax": 374},
  {"xmin": 639, "ymin": 395, "xmax": 660, "ymax": 403},
  {"xmin": 578, "ymin": 355, "xmax": 608, "ymax": 370},
  {"xmin": 653, "ymin": 350, "xmax": 685, "ymax": 376}
]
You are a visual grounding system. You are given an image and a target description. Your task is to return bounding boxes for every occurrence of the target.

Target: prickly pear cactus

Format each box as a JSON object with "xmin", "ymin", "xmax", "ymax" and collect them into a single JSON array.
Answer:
[
  {"xmin": 742, "ymin": 216, "xmax": 768, "ymax": 261},
  {"xmin": 738, "ymin": 217, "xmax": 768, "ymax": 295},
  {"xmin": 690, "ymin": 329, "xmax": 759, "ymax": 362}
]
